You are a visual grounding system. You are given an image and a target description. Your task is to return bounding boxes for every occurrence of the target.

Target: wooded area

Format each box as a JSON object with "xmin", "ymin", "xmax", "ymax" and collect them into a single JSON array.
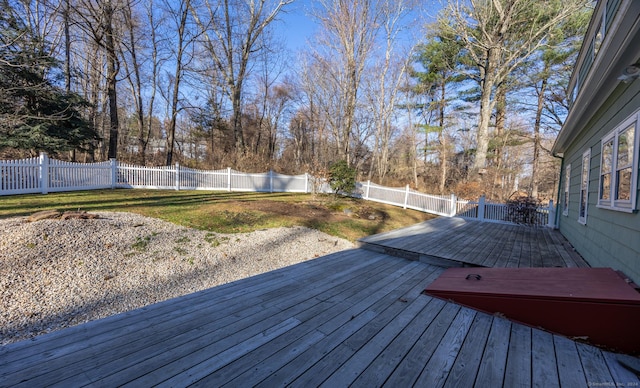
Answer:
[{"xmin": 0, "ymin": 0, "xmax": 592, "ymax": 200}]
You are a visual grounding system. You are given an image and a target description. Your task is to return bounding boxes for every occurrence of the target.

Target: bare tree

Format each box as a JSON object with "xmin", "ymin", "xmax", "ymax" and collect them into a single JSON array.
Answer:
[
  {"xmin": 190, "ymin": 0, "xmax": 293, "ymax": 156},
  {"xmin": 118, "ymin": 0, "xmax": 148, "ymax": 164},
  {"xmin": 74, "ymin": 0, "xmax": 123, "ymax": 159},
  {"xmin": 365, "ymin": 0, "xmax": 414, "ymax": 183},
  {"xmin": 310, "ymin": 0, "xmax": 381, "ymax": 166},
  {"xmin": 162, "ymin": 0, "xmax": 193, "ymax": 166}
]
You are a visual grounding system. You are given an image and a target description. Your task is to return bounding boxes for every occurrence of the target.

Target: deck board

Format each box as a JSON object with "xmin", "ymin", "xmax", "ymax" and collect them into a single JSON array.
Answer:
[
  {"xmin": 203, "ymin": 264, "xmax": 440, "ymax": 386},
  {"xmin": 577, "ymin": 342, "xmax": 620, "ymax": 387},
  {"xmin": 532, "ymin": 329, "xmax": 559, "ymax": 387},
  {"xmin": 350, "ymin": 298, "xmax": 447, "ymax": 386},
  {"xmin": 382, "ymin": 302, "xmax": 462, "ymax": 387},
  {"xmin": 413, "ymin": 307, "xmax": 476, "ymax": 387},
  {"xmin": 443, "ymin": 312, "xmax": 492, "ymax": 387},
  {"xmin": 1, "ymin": 219, "xmax": 635, "ymax": 387},
  {"xmin": 359, "ymin": 217, "xmax": 590, "ymax": 268},
  {"xmin": 555, "ymin": 335, "xmax": 589, "ymax": 387},
  {"xmin": 473, "ymin": 316, "xmax": 511, "ymax": 387},
  {"xmin": 604, "ymin": 352, "xmax": 640, "ymax": 386},
  {"xmin": 504, "ymin": 323, "xmax": 532, "ymax": 387}
]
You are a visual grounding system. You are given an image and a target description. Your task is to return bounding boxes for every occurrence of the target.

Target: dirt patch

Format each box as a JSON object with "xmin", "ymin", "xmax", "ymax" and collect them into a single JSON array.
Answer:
[{"xmin": 235, "ymin": 199, "xmax": 389, "ymax": 223}]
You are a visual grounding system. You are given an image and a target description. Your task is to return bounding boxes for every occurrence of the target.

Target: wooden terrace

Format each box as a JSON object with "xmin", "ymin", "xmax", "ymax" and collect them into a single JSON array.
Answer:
[
  {"xmin": 1, "ymin": 218, "xmax": 638, "ymax": 387},
  {"xmin": 359, "ymin": 216, "xmax": 589, "ymax": 268}
]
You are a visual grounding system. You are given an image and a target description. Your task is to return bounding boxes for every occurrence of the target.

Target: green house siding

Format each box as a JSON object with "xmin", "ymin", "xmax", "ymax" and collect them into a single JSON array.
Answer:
[{"xmin": 558, "ymin": 78, "xmax": 640, "ymax": 284}]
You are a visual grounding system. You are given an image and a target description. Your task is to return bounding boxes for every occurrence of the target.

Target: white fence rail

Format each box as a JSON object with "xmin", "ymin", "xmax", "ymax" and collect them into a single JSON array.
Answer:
[
  {"xmin": 359, "ymin": 181, "xmax": 455, "ymax": 218},
  {"xmin": 0, "ymin": 154, "xmax": 556, "ymax": 227},
  {"xmin": 456, "ymin": 195, "xmax": 555, "ymax": 228}
]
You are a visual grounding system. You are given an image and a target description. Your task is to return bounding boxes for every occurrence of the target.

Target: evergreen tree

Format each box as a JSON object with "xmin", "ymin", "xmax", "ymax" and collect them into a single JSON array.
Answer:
[{"xmin": 0, "ymin": 0, "xmax": 98, "ymax": 156}]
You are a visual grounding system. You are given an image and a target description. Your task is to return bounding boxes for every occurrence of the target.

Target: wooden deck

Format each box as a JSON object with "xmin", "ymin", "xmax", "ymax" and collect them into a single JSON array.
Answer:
[
  {"xmin": 358, "ymin": 217, "xmax": 589, "ymax": 268},
  {"xmin": 1, "ymin": 247, "xmax": 638, "ymax": 386}
]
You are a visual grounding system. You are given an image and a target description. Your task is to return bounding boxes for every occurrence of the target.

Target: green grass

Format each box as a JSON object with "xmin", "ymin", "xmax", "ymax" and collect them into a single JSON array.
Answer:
[{"xmin": 0, "ymin": 189, "xmax": 436, "ymax": 241}]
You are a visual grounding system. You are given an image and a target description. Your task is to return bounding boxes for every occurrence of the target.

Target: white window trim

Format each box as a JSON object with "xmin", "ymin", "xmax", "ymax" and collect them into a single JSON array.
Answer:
[
  {"xmin": 578, "ymin": 149, "xmax": 590, "ymax": 225},
  {"xmin": 597, "ymin": 109, "xmax": 640, "ymax": 213},
  {"xmin": 563, "ymin": 164, "xmax": 571, "ymax": 216}
]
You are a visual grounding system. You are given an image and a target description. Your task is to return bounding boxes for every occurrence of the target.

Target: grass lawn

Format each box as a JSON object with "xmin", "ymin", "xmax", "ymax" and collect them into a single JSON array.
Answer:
[{"xmin": 0, "ymin": 189, "xmax": 436, "ymax": 241}]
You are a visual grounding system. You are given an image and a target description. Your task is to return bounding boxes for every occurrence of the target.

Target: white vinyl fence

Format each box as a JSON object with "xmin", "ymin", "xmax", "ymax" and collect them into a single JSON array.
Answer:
[
  {"xmin": 0, "ymin": 154, "xmax": 556, "ymax": 227},
  {"xmin": 456, "ymin": 195, "xmax": 555, "ymax": 228},
  {"xmin": 0, "ymin": 154, "xmax": 311, "ymax": 195},
  {"xmin": 359, "ymin": 181, "xmax": 456, "ymax": 218}
]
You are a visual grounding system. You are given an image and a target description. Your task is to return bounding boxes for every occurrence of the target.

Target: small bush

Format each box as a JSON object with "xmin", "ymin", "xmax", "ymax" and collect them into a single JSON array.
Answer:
[
  {"xmin": 329, "ymin": 160, "xmax": 356, "ymax": 196},
  {"xmin": 506, "ymin": 196, "xmax": 542, "ymax": 226}
]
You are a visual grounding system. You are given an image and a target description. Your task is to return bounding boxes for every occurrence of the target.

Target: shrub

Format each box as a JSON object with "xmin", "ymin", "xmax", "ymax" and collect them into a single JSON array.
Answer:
[
  {"xmin": 506, "ymin": 196, "xmax": 542, "ymax": 226},
  {"xmin": 329, "ymin": 160, "xmax": 356, "ymax": 196}
]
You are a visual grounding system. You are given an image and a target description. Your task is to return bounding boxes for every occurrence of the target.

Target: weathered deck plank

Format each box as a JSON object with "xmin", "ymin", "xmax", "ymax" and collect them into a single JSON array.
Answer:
[
  {"xmin": 350, "ymin": 298, "xmax": 447, "ymax": 386},
  {"xmin": 603, "ymin": 352, "xmax": 640, "ymax": 386},
  {"xmin": 577, "ymin": 342, "xmax": 626, "ymax": 387},
  {"xmin": 473, "ymin": 316, "xmax": 511, "ymax": 387},
  {"xmin": 89, "ymin": 254, "xmax": 408, "ymax": 387},
  {"xmin": 413, "ymin": 307, "xmax": 476, "ymax": 387},
  {"xmin": 442, "ymin": 312, "xmax": 493, "ymax": 387},
  {"xmin": 382, "ymin": 302, "xmax": 462, "ymax": 387},
  {"xmin": 532, "ymin": 329, "xmax": 559, "ymax": 387},
  {"xmin": 554, "ymin": 335, "xmax": 589, "ymax": 387},
  {"xmin": 2, "ymin": 248, "xmax": 362, "ymax": 363},
  {"xmin": 200, "ymin": 264, "xmax": 441, "ymax": 386},
  {"xmin": 503, "ymin": 323, "xmax": 532, "ymax": 387}
]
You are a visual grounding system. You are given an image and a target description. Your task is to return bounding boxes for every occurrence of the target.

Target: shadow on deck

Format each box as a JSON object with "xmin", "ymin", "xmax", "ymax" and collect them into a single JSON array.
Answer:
[{"xmin": 358, "ymin": 217, "xmax": 589, "ymax": 269}]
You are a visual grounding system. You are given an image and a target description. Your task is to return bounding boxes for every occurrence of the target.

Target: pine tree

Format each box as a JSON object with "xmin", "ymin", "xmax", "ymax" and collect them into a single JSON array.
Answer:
[{"xmin": 0, "ymin": 0, "xmax": 98, "ymax": 156}]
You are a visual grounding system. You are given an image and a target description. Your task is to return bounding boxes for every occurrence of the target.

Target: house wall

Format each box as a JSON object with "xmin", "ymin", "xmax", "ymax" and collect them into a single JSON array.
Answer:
[{"xmin": 558, "ymin": 77, "xmax": 640, "ymax": 284}]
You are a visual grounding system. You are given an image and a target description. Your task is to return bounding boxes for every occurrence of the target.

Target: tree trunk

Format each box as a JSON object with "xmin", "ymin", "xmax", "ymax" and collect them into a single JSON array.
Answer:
[
  {"xmin": 166, "ymin": 0, "xmax": 190, "ymax": 166},
  {"xmin": 104, "ymin": 1, "xmax": 119, "ymax": 160},
  {"xmin": 531, "ymin": 76, "xmax": 547, "ymax": 198},
  {"xmin": 231, "ymin": 85, "xmax": 245, "ymax": 154},
  {"xmin": 123, "ymin": 0, "xmax": 146, "ymax": 165},
  {"xmin": 64, "ymin": 0, "xmax": 75, "ymax": 161},
  {"xmin": 472, "ymin": 47, "xmax": 498, "ymax": 177},
  {"xmin": 438, "ymin": 81, "xmax": 447, "ymax": 194}
]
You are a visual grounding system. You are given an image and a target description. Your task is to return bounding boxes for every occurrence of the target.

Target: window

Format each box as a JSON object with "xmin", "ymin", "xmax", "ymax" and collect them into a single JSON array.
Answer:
[
  {"xmin": 579, "ymin": 149, "xmax": 590, "ymax": 224},
  {"xmin": 598, "ymin": 110, "xmax": 639, "ymax": 212},
  {"xmin": 563, "ymin": 164, "xmax": 571, "ymax": 216}
]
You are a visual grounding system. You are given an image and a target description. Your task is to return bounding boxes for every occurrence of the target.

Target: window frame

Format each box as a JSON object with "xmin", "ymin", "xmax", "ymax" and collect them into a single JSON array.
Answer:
[
  {"xmin": 563, "ymin": 163, "xmax": 571, "ymax": 216},
  {"xmin": 579, "ymin": 149, "xmax": 591, "ymax": 224},
  {"xmin": 597, "ymin": 109, "xmax": 639, "ymax": 212}
]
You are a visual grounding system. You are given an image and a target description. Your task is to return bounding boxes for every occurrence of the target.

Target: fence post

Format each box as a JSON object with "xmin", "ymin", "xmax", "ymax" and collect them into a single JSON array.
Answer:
[
  {"xmin": 547, "ymin": 199, "xmax": 556, "ymax": 228},
  {"xmin": 227, "ymin": 167, "xmax": 232, "ymax": 192},
  {"xmin": 450, "ymin": 194, "xmax": 457, "ymax": 217},
  {"xmin": 478, "ymin": 195, "xmax": 486, "ymax": 221},
  {"xmin": 304, "ymin": 173, "xmax": 309, "ymax": 193},
  {"xmin": 110, "ymin": 159, "xmax": 117, "ymax": 189},
  {"xmin": 175, "ymin": 163, "xmax": 180, "ymax": 191},
  {"xmin": 39, "ymin": 152, "xmax": 48, "ymax": 194},
  {"xmin": 365, "ymin": 180, "xmax": 371, "ymax": 200},
  {"xmin": 269, "ymin": 170, "xmax": 273, "ymax": 193},
  {"xmin": 403, "ymin": 185, "xmax": 409, "ymax": 209}
]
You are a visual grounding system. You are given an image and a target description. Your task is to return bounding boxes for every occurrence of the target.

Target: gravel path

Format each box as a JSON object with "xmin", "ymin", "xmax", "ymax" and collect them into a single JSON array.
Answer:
[{"xmin": 0, "ymin": 212, "xmax": 354, "ymax": 346}]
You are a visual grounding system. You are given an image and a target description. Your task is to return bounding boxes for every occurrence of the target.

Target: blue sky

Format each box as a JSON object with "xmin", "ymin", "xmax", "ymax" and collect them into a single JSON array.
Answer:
[
  {"xmin": 275, "ymin": 0, "xmax": 442, "ymax": 53},
  {"xmin": 277, "ymin": 0, "xmax": 318, "ymax": 51}
]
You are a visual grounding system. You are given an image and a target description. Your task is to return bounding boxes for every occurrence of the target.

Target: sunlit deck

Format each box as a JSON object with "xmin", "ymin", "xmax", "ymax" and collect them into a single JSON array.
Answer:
[
  {"xmin": 1, "ymin": 219, "xmax": 637, "ymax": 387},
  {"xmin": 358, "ymin": 216, "xmax": 589, "ymax": 268}
]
